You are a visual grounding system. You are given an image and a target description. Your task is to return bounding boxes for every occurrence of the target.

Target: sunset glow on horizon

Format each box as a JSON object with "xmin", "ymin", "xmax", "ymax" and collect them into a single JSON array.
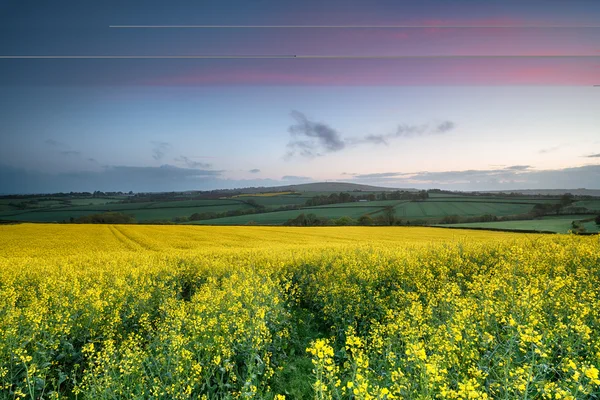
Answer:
[{"xmin": 1, "ymin": 0, "xmax": 599, "ymax": 193}]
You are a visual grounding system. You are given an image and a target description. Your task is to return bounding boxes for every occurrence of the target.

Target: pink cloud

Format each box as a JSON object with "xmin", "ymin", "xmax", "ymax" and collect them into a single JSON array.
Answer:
[
  {"xmin": 150, "ymin": 70, "xmax": 334, "ymax": 86},
  {"xmin": 146, "ymin": 58, "xmax": 598, "ymax": 86}
]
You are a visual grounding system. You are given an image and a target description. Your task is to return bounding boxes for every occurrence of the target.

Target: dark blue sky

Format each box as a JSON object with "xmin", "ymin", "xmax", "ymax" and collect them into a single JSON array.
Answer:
[{"xmin": 1, "ymin": 0, "xmax": 599, "ymax": 193}]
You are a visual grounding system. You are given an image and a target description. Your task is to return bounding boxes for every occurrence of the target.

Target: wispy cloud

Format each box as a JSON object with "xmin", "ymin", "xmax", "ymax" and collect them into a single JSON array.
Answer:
[
  {"xmin": 60, "ymin": 150, "xmax": 81, "ymax": 156},
  {"xmin": 505, "ymin": 165, "xmax": 531, "ymax": 170},
  {"xmin": 174, "ymin": 155, "xmax": 211, "ymax": 169},
  {"xmin": 347, "ymin": 165, "xmax": 600, "ymax": 191},
  {"xmin": 353, "ymin": 172, "xmax": 403, "ymax": 179},
  {"xmin": 285, "ymin": 111, "xmax": 456, "ymax": 158},
  {"xmin": 0, "ymin": 164, "xmax": 224, "ymax": 194},
  {"xmin": 151, "ymin": 141, "xmax": 171, "ymax": 161},
  {"xmin": 358, "ymin": 120, "xmax": 455, "ymax": 145},
  {"xmin": 45, "ymin": 139, "xmax": 66, "ymax": 147},
  {"xmin": 539, "ymin": 146, "xmax": 561, "ymax": 154},
  {"xmin": 45, "ymin": 139, "xmax": 82, "ymax": 157},
  {"xmin": 249, "ymin": 169, "xmax": 261, "ymax": 173},
  {"xmin": 286, "ymin": 111, "xmax": 345, "ymax": 158},
  {"xmin": 282, "ymin": 175, "xmax": 312, "ymax": 181},
  {"xmin": 583, "ymin": 153, "xmax": 600, "ymax": 158}
]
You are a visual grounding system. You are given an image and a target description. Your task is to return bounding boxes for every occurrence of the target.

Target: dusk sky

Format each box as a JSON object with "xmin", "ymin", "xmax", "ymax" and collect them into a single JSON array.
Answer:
[{"xmin": 1, "ymin": 0, "xmax": 599, "ymax": 193}]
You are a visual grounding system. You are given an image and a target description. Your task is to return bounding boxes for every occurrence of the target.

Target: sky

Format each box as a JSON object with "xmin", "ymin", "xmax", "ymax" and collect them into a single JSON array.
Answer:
[{"xmin": 1, "ymin": 0, "xmax": 599, "ymax": 193}]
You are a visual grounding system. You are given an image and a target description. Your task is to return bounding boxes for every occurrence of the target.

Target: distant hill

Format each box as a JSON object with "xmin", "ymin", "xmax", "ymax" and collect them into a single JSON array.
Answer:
[
  {"xmin": 271, "ymin": 182, "xmax": 413, "ymax": 193},
  {"xmin": 211, "ymin": 182, "xmax": 412, "ymax": 194},
  {"xmin": 487, "ymin": 189, "xmax": 600, "ymax": 197}
]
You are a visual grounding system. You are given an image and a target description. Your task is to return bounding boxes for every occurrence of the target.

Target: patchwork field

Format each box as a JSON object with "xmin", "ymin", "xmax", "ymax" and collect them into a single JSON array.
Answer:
[
  {"xmin": 443, "ymin": 215, "xmax": 600, "ymax": 234},
  {"xmin": 379, "ymin": 200, "xmax": 535, "ymax": 219},
  {"xmin": 1, "ymin": 224, "xmax": 599, "ymax": 399},
  {"xmin": 2, "ymin": 190, "xmax": 599, "ymax": 234}
]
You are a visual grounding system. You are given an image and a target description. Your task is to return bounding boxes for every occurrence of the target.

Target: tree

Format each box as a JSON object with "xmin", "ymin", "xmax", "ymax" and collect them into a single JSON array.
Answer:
[
  {"xmin": 560, "ymin": 193, "xmax": 574, "ymax": 207},
  {"xmin": 358, "ymin": 215, "xmax": 373, "ymax": 226},
  {"xmin": 440, "ymin": 215, "xmax": 461, "ymax": 224},
  {"xmin": 333, "ymin": 216, "xmax": 356, "ymax": 226},
  {"xmin": 75, "ymin": 212, "xmax": 135, "ymax": 224},
  {"xmin": 595, "ymin": 215, "xmax": 600, "ymax": 226},
  {"xmin": 382, "ymin": 206, "xmax": 396, "ymax": 226},
  {"xmin": 190, "ymin": 213, "xmax": 202, "ymax": 221}
]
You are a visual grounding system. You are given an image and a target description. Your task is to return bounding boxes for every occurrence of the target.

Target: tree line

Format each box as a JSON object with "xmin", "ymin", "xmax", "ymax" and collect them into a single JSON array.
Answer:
[{"xmin": 304, "ymin": 191, "xmax": 429, "ymax": 207}]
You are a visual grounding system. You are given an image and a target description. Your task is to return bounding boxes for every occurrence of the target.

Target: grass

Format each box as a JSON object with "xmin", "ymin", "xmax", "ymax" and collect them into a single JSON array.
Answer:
[
  {"xmin": 1, "ymin": 192, "xmax": 596, "ymax": 229},
  {"xmin": 0, "ymin": 210, "xmax": 108, "ymax": 222},
  {"xmin": 145, "ymin": 199, "xmax": 242, "ymax": 209},
  {"xmin": 442, "ymin": 214, "xmax": 598, "ymax": 233},
  {"xmin": 573, "ymin": 200, "xmax": 600, "ymax": 210},
  {"xmin": 368, "ymin": 201, "xmax": 534, "ymax": 219},
  {"xmin": 132, "ymin": 205, "xmax": 254, "ymax": 221},
  {"xmin": 67, "ymin": 198, "xmax": 121, "ymax": 206},
  {"xmin": 231, "ymin": 196, "xmax": 311, "ymax": 208},
  {"xmin": 0, "ymin": 203, "xmax": 252, "ymax": 223},
  {"xmin": 189, "ymin": 207, "xmax": 386, "ymax": 225},
  {"xmin": 310, "ymin": 200, "xmax": 407, "ymax": 208},
  {"xmin": 234, "ymin": 191, "xmax": 297, "ymax": 197},
  {"xmin": 582, "ymin": 221, "xmax": 600, "ymax": 233}
]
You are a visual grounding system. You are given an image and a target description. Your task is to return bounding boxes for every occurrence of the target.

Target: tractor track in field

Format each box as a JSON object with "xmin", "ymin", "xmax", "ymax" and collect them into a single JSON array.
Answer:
[
  {"xmin": 112, "ymin": 225, "xmax": 155, "ymax": 250},
  {"xmin": 108, "ymin": 225, "xmax": 141, "ymax": 251},
  {"xmin": 108, "ymin": 225, "xmax": 154, "ymax": 251}
]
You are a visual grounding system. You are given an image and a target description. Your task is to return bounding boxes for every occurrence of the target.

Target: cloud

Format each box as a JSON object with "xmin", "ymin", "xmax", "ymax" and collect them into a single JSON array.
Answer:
[
  {"xmin": 583, "ymin": 153, "xmax": 600, "ymax": 158},
  {"xmin": 0, "ymin": 164, "xmax": 312, "ymax": 194},
  {"xmin": 60, "ymin": 150, "xmax": 81, "ymax": 156},
  {"xmin": 353, "ymin": 172, "xmax": 402, "ymax": 179},
  {"xmin": 249, "ymin": 169, "xmax": 261, "ymax": 173},
  {"xmin": 435, "ymin": 121, "xmax": 455, "ymax": 133},
  {"xmin": 539, "ymin": 146, "xmax": 561, "ymax": 154},
  {"xmin": 174, "ymin": 155, "xmax": 211, "ymax": 169},
  {"xmin": 286, "ymin": 111, "xmax": 345, "ymax": 158},
  {"xmin": 285, "ymin": 111, "xmax": 456, "ymax": 158},
  {"xmin": 347, "ymin": 165, "xmax": 600, "ymax": 191},
  {"xmin": 45, "ymin": 139, "xmax": 82, "ymax": 157},
  {"xmin": 282, "ymin": 175, "xmax": 312, "ymax": 181},
  {"xmin": 362, "ymin": 120, "xmax": 456, "ymax": 145},
  {"xmin": 0, "ymin": 164, "xmax": 223, "ymax": 194},
  {"xmin": 2, "ymin": 163, "xmax": 600, "ymax": 195},
  {"xmin": 45, "ymin": 139, "xmax": 66, "ymax": 147},
  {"xmin": 285, "ymin": 139, "xmax": 323, "ymax": 159},
  {"xmin": 151, "ymin": 141, "xmax": 171, "ymax": 161},
  {"xmin": 505, "ymin": 165, "xmax": 531, "ymax": 171}
]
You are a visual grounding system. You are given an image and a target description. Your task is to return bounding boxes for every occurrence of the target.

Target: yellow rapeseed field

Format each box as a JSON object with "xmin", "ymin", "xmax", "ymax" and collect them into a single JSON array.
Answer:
[{"xmin": 0, "ymin": 224, "xmax": 599, "ymax": 399}]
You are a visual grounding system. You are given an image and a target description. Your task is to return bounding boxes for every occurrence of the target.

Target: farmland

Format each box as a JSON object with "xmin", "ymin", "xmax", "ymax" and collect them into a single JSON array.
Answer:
[
  {"xmin": 1, "ymin": 224, "xmax": 599, "ymax": 398},
  {"xmin": 442, "ymin": 215, "xmax": 600, "ymax": 234},
  {"xmin": 1, "ymin": 184, "xmax": 599, "ymax": 233}
]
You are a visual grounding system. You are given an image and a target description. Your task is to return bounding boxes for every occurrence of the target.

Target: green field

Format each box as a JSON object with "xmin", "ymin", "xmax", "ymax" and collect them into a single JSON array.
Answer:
[
  {"xmin": 583, "ymin": 220, "xmax": 600, "ymax": 233},
  {"xmin": 572, "ymin": 200, "xmax": 600, "ymax": 210},
  {"xmin": 0, "ymin": 203, "xmax": 253, "ymax": 223},
  {"xmin": 66, "ymin": 198, "xmax": 122, "ymax": 206},
  {"xmin": 1, "ymin": 185, "xmax": 598, "ymax": 231},
  {"xmin": 442, "ymin": 215, "xmax": 598, "ymax": 233},
  {"xmin": 368, "ymin": 200, "xmax": 535, "ymax": 219},
  {"xmin": 310, "ymin": 200, "xmax": 407, "ymax": 208},
  {"xmin": 0, "ymin": 210, "xmax": 107, "ymax": 223},
  {"xmin": 189, "ymin": 206, "xmax": 387, "ymax": 225},
  {"xmin": 231, "ymin": 195, "xmax": 311, "ymax": 208}
]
